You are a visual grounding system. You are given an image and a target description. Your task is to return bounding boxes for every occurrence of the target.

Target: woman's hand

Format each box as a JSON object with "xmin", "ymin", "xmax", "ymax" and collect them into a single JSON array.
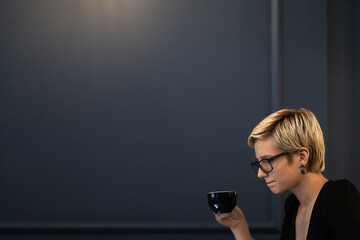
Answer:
[
  {"xmin": 214, "ymin": 206, "xmax": 253, "ymax": 240},
  {"xmin": 214, "ymin": 206, "xmax": 243, "ymax": 229}
]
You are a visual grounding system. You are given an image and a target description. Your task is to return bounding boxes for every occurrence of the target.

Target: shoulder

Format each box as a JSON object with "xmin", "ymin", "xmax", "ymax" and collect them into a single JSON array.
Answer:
[
  {"xmin": 322, "ymin": 179, "xmax": 360, "ymax": 199},
  {"xmin": 315, "ymin": 179, "xmax": 360, "ymax": 238},
  {"xmin": 326, "ymin": 179, "xmax": 358, "ymax": 189},
  {"xmin": 318, "ymin": 179, "xmax": 360, "ymax": 216}
]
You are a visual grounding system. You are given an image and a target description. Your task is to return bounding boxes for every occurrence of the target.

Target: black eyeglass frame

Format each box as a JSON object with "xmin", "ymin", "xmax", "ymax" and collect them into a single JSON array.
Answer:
[{"xmin": 250, "ymin": 152, "xmax": 290, "ymax": 174}]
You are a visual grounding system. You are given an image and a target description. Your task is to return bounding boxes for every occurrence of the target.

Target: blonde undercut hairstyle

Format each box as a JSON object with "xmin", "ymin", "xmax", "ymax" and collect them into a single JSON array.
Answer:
[{"xmin": 248, "ymin": 108, "xmax": 325, "ymax": 173}]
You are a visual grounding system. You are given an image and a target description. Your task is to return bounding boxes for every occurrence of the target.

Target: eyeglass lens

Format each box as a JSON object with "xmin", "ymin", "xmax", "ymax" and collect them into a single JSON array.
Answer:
[{"xmin": 251, "ymin": 160, "xmax": 272, "ymax": 173}]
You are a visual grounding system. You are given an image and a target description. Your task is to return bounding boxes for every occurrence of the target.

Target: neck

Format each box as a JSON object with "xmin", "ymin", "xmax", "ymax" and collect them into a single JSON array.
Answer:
[{"xmin": 290, "ymin": 172, "xmax": 328, "ymax": 207}]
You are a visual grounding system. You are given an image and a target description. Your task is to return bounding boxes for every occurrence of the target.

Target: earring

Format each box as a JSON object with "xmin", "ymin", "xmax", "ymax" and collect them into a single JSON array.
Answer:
[{"xmin": 300, "ymin": 164, "xmax": 306, "ymax": 175}]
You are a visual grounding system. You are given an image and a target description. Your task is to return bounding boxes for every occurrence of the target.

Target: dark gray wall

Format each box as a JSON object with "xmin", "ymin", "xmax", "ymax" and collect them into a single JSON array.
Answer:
[
  {"xmin": 0, "ymin": 0, "xmax": 358, "ymax": 240},
  {"xmin": 326, "ymin": 0, "xmax": 360, "ymax": 190},
  {"xmin": 0, "ymin": 0, "xmax": 276, "ymax": 239},
  {"xmin": 282, "ymin": 0, "xmax": 327, "ymax": 123},
  {"xmin": 356, "ymin": 0, "xmax": 360, "ymax": 190}
]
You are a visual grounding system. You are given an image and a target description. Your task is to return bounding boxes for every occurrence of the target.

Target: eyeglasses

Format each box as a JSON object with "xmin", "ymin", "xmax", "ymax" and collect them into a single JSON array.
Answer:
[{"xmin": 250, "ymin": 152, "xmax": 290, "ymax": 174}]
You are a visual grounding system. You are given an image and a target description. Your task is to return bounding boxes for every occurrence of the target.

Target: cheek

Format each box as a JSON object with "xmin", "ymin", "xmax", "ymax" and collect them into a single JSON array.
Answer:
[
  {"xmin": 276, "ymin": 168, "xmax": 300, "ymax": 190},
  {"xmin": 272, "ymin": 163, "xmax": 298, "ymax": 183},
  {"xmin": 272, "ymin": 161, "xmax": 290, "ymax": 177},
  {"xmin": 277, "ymin": 159, "xmax": 296, "ymax": 174}
]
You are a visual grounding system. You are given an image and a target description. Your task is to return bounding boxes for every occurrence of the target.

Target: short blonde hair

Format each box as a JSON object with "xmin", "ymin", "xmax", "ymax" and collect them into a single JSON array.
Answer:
[{"xmin": 248, "ymin": 108, "xmax": 325, "ymax": 173}]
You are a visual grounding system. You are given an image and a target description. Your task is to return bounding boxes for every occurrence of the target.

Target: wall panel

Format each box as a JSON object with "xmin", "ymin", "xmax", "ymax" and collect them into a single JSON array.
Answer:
[{"xmin": 0, "ymin": 0, "xmax": 280, "ymax": 238}]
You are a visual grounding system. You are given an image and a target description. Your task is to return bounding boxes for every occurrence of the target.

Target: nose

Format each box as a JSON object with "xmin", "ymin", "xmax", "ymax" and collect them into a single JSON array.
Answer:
[{"xmin": 257, "ymin": 167, "xmax": 268, "ymax": 179}]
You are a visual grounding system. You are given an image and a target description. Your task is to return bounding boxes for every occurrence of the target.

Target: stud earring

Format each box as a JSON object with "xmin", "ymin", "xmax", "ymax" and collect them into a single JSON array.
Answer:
[{"xmin": 300, "ymin": 164, "xmax": 306, "ymax": 175}]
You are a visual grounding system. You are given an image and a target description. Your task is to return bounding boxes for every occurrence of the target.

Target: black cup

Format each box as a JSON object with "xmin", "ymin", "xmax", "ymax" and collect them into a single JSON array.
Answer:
[{"xmin": 207, "ymin": 191, "xmax": 237, "ymax": 214}]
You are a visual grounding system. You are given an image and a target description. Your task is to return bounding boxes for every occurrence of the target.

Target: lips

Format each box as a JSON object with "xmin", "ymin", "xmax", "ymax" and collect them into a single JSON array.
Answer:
[{"xmin": 266, "ymin": 181, "xmax": 275, "ymax": 185}]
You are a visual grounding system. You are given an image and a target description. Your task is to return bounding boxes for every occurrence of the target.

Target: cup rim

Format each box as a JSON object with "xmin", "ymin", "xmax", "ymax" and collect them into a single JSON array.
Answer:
[{"xmin": 207, "ymin": 190, "xmax": 236, "ymax": 194}]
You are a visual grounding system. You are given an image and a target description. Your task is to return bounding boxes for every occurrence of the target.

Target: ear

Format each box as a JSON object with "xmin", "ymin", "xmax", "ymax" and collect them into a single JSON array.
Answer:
[{"xmin": 298, "ymin": 147, "xmax": 310, "ymax": 166}]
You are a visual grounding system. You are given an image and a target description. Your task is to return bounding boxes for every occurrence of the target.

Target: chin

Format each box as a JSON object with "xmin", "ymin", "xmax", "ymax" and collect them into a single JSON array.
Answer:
[{"xmin": 269, "ymin": 187, "xmax": 286, "ymax": 194}]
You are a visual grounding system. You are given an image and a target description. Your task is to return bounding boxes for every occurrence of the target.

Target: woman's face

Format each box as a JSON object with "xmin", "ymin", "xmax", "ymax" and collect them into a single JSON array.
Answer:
[{"xmin": 253, "ymin": 137, "xmax": 301, "ymax": 194}]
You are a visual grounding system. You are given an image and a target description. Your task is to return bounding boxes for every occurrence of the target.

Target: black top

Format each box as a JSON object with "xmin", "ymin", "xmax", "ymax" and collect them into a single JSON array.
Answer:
[{"xmin": 280, "ymin": 179, "xmax": 360, "ymax": 240}]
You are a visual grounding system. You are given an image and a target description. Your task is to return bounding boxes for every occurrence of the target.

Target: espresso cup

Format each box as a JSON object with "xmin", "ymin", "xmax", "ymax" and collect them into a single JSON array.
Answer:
[{"xmin": 207, "ymin": 191, "xmax": 237, "ymax": 214}]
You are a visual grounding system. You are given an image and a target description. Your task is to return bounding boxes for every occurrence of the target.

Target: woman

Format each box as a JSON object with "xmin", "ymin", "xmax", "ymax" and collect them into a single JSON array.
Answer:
[{"xmin": 214, "ymin": 108, "xmax": 360, "ymax": 240}]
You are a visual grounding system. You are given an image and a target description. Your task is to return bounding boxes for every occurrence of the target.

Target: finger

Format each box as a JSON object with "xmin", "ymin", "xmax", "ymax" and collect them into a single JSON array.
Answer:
[
  {"xmin": 214, "ymin": 212, "xmax": 231, "ymax": 216},
  {"xmin": 215, "ymin": 213, "xmax": 230, "ymax": 220}
]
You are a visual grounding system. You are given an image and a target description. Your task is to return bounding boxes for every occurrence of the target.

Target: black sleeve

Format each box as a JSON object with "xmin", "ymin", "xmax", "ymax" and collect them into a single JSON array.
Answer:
[{"xmin": 326, "ymin": 180, "xmax": 360, "ymax": 239}]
